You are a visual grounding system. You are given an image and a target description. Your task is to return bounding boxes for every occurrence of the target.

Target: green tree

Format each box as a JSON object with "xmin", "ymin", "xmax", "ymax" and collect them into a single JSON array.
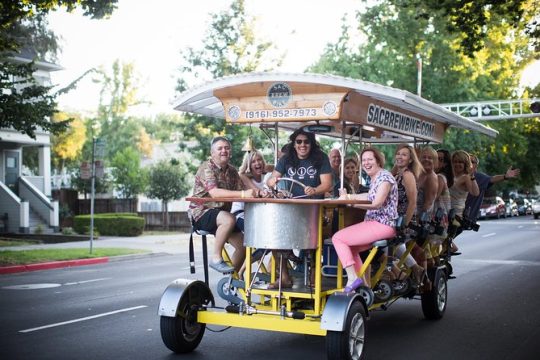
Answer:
[
  {"xmin": 146, "ymin": 160, "xmax": 191, "ymax": 230},
  {"xmin": 0, "ymin": 59, "xmax": 68, "ymax": 139},
  {"xmin": 70, "ymin": 167, "xmax": 112, "ymax": 199},
  {"xmin": 403, "ymin": 0, "xmax": 539, "ymax": 56},
  {"xmin": 90, "ymin": 60, "xmax": 146, "ymax": 160},
  {"xmin": 175, "ymin": 0, "xmax": 282, "ymax": 166},
  {"xmin": 110, "ymin": 147, "xmax": 146, "ymax": 199},
  {"xmin": 310, "ymin": 0, "xmax": 538, "ymax": 190},
  {"xmin": 0, "ymin": 1, "xmax": 117, "ymax": 138},
  {"xmin": 140, "ymin": 113, "xmax": 185, "ymax": 143}
]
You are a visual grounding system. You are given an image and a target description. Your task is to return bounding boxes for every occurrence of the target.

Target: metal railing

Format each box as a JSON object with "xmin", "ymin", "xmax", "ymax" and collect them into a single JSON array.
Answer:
[{"xmin": 442, "ymin": 98, "xmax": 540, "ymax": 121}]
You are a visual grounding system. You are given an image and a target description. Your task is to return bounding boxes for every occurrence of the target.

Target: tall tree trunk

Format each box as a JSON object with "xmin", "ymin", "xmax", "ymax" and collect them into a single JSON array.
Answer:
[{"xmin": 164, "ymin": 201, "xmax": 169, "ymax": 231}]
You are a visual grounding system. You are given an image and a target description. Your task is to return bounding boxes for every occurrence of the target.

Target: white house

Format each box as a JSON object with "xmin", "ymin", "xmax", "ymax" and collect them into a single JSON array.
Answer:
[{"xmin": 0, "ymin": 50, "xmax": 60, "ymax": 233}]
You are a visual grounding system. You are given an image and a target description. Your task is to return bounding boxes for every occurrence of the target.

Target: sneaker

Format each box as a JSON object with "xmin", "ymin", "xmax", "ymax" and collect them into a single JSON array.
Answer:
[{"xmin": 209, "ymin": 259, "xmax": 234, "ymax": 273}]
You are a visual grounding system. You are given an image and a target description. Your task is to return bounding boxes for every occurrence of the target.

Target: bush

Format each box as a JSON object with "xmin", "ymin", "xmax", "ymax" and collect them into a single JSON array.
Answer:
[
  {"xmin": 61, "ymin": 227, "xmax": 74, "ymax": 235},
  {"xmin": 73, "ymin": 213, "xmax": 145, "ymax": 236}
]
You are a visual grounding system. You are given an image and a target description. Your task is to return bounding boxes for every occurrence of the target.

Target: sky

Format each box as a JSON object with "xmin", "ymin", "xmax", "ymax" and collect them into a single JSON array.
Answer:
[
  {"xmin": 47, "ymin": 0, "xmax": 539, "ymax": 117},
  {"xmin": 47, "ymin": 0, "xmax": 359, "ymax": 116}
]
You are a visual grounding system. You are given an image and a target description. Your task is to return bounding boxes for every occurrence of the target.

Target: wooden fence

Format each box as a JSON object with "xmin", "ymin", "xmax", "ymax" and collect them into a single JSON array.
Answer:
[
  {"xmin": 52, "ymin": 190, "xmax": 191, "ymax": 232},
  {"xmin": 78, "ymin": 198, "xmax": 138, "ymax": 214}
]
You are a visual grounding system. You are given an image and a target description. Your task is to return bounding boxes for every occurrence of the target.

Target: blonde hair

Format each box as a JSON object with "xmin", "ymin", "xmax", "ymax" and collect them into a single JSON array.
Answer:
[
  {"xmin": 451, "ymin": 150, "xmax": 473, "ymax": 175},
  {"xmin": 420, "ymin": 146, "xmax": 439, "ymax": 168},
  {"xmin": 239, "ymin": 150, "xmax": 267, "ymax": 177},
  {"xmin": 391, "ymin": 144, "xmax": 424, "ymax": 179}
]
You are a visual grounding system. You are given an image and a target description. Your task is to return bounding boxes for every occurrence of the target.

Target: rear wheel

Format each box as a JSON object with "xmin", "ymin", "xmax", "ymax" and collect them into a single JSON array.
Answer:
[
  {"xmin": 421, "ymin": 270, "xmax": 447, "ymax": 320},
  {"xmin": 326, "ymin": 301, "xmax": 367, "ymax": 360},
  {"xmin": 160, "ymin": 299, "xmax": 205, "ymax": 353}
]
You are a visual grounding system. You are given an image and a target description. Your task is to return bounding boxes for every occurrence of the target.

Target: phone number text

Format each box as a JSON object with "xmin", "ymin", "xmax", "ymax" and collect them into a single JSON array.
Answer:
[{"xmin": 244, "ymin": 108, "xmax": 318, "ymax": 119}]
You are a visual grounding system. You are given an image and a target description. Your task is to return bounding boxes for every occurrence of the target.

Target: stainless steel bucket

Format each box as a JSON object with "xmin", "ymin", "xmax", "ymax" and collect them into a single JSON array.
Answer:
[{"xmin": 244, "ymin": 202, "xmax": 319, "ymax": 250}]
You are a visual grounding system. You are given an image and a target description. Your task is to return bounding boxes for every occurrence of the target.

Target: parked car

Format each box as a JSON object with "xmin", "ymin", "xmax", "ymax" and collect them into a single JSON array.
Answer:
[
  {"xmin": 516, "ymin": 197, "xmax": 533, "ymax": 216},
  {"xmin": 505, "ymin": 199, "xmax": 519, "ymax": 217},
  {"xmin": 532, "ymin": 200, "xmax": 540, "ymax": 220},
  {"xmin": 479, "ymin": 196, "xmax": 506, "ymax": 219}
]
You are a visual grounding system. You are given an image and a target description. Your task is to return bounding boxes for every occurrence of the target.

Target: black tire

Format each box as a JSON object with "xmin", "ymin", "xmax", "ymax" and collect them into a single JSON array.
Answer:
[
  {"xmin": 160, "ymin": 300, "xmax": 205, "ymax": 353},
  {"xmin": 326, "ymin": 301, "xmax": 367, "ymax": 360},
  {"xmin": 421, "ymin": 270, "xmax": 447, "ymax": 320},
  {"xmin": 535, "ymin": 214, "xmax": 539, "ymax": 219}
]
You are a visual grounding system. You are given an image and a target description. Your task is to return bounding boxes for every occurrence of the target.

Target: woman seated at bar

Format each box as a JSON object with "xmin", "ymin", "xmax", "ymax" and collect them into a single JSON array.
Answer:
[{"xmin": 332, "ymin": 147, "xmax": 398, "ymax": 293}]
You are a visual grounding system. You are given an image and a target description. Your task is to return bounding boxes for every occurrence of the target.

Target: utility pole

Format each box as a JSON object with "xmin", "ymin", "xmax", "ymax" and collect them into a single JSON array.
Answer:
[
  {"xmin": 89, "ymin": 137, "xmax": 96, "ymax": 254},
  {"xmin": 416, "ymin": 53, "xmax": 422, "ymax": 97}
]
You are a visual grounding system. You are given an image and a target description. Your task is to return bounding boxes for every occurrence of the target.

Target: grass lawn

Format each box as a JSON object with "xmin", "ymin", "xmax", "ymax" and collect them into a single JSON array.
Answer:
[
  {"xmin": 0, "ymin": 239, "xmax": 41, "ymax": 247},
  {"xmin": 0, "ymin": 248, "xmax": 148, "ymax": 266}
]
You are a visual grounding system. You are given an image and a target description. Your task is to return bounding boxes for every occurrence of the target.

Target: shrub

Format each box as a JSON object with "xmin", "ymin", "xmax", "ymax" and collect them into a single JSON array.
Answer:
[
  {"xmin": 34, "ymin": 224, "xmax": 44, "ymax": 234},
  {"xmin": 73, "ymin": 213, "xmax": 145, "ymax": 236},
  {"xmin": 61, "ymin": 227, "xmax": 74, "ymax": 235}
]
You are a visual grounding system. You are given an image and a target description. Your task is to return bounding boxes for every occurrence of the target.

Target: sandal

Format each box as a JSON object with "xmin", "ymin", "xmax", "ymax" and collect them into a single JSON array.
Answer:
[{"xmin": 344, "ymin": 278, "xmax": 364, "ymax": 293}]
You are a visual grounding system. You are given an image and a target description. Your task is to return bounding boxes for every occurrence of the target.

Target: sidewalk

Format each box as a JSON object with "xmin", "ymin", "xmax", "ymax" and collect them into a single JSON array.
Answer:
[{"xmin": 0, "ymin": 232, "xmax": 197, "ymax": 274}]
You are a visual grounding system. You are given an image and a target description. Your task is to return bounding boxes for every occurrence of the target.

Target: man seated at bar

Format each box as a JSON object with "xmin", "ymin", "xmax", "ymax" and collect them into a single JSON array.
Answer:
[{"xmin": 188, "ymin": 136, "xmax": 256, "ymax": 274}]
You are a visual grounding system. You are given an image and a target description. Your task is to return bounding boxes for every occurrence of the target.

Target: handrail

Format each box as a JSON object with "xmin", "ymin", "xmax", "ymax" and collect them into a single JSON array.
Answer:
[{"xmin": 19, "ymin": 177, "xmax": 53, "ymax": 210}]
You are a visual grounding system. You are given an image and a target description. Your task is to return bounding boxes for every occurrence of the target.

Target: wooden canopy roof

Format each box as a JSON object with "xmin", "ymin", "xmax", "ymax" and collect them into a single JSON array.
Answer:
[{"xmin": 173, "ymin": 72, "xmax": 498, "ymax": 143}]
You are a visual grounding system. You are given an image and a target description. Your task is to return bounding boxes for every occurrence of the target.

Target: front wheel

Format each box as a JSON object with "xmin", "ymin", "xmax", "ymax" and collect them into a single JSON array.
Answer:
[
  {"xmin": 160, "ymin": 300, "xmax": 205, "ymax": 353},
  {"xmin": 326, "ymin": 300, "xmax": 367, "ymax": 360},
  {"xmin": 421, "ymin": 270, "xmax": 447, "ymax": 320}
]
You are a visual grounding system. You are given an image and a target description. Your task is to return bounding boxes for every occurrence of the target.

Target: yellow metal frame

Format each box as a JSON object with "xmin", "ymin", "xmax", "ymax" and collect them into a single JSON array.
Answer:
[
  {"xmin": 203, "ymin": 204, "xmax": 352, "ymax": 334},
  {"xmin": 204, "ymin": 204, "xmax": 442, "ymax": 333}
]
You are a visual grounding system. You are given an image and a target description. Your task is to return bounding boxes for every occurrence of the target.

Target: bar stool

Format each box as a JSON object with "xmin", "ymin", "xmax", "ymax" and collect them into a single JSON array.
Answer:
[{"xmin": 189, "ymin": 227, "xmax": 212, "ymax": 286}]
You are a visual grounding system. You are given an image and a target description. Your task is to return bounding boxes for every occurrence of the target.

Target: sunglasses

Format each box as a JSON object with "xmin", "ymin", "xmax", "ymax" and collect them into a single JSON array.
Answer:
[{"xmin": 295, "ymin": 139, "xmax": 310, "ymax": 145}]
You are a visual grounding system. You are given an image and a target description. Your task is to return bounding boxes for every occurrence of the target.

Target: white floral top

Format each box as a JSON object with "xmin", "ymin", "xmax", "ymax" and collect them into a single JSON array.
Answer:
[{"xmin": 365, "ymin": 169, "xmax": 398, "ymax": 227}]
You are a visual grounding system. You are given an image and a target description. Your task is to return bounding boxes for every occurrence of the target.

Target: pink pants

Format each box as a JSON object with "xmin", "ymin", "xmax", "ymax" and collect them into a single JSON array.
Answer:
[{"xmin": 332, "ymin": 220, "xmax": 396, "ymax": 272}]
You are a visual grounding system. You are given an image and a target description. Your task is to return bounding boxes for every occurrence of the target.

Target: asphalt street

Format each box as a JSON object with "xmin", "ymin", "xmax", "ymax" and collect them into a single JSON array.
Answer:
[{"xmin": 1, "ymin": 217, "xmax": 539, "ymax": 359}]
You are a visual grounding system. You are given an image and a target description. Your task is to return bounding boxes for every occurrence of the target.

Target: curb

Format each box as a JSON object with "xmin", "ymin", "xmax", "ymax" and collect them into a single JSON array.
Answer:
[
  {"xmin": 0, "ymin": 257, "xmax": 109, "ymax": 275},
  {"xmin": 107, "ymin": 252, "xmax": 169, "ymax": 262}
]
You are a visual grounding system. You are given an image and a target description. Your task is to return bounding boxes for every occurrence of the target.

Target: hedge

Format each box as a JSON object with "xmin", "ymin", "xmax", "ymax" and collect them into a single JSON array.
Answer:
[{"xmin": 73, "ymin": 213, "xmax": 145, "ymax": 236}]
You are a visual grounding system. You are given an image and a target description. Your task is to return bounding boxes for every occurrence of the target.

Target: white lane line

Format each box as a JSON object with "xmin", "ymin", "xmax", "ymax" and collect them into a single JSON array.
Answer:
[
  {"xmin": 482, "ymin": 232, "xmax": 496, "ymax": 238},
  {"xmin": 463, "ymin": 259, "xmax": 540, "ymax": 266},
  {"xmin": 63, "ymin": 278, "xmax": 111, "ymax": 286},
  {"xmin": 518, "ymin": 225, "xmax": 523, "ymax": 229},
  {"xmin": 19, "ymin": 305, "xmax": 147, "ymax": 333}
]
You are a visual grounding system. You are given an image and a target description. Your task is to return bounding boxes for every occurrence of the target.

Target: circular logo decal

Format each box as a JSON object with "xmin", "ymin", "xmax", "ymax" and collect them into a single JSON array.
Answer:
[
  {"xmin": 287, "ymin": 168, "xmax": 297, "ymax": 177},
  {"xmin": 228, "ymin": 105, "xmax": 241, "ymax": 121},
  {"xmin": 323, "ymin": 101, "xmax": 337, "ymax": 116},
  {"xmin": 267, "ymin": 82, "xmax": 291, "ymax": 108}
]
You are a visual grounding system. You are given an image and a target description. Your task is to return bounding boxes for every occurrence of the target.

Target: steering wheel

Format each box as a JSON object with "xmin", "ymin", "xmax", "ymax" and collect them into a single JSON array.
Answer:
[{"xmin": 274, "ymin": 177, "xmax": 308, "ymax": 199}]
